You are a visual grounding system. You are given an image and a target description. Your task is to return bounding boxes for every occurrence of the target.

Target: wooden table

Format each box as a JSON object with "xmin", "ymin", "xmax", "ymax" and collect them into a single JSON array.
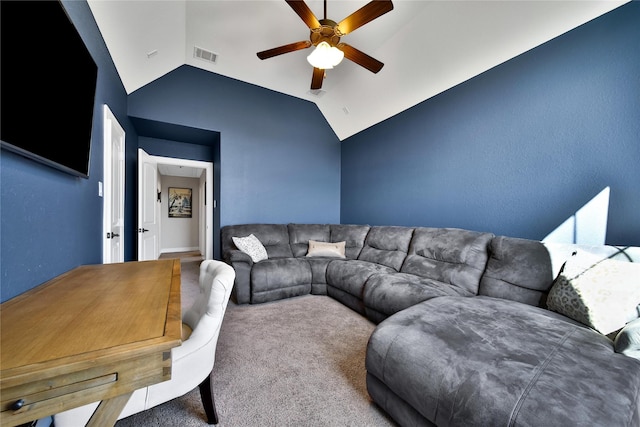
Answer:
[{"xmin": 0, "ymin": 260, "xmax": 182, "ymax": 427}]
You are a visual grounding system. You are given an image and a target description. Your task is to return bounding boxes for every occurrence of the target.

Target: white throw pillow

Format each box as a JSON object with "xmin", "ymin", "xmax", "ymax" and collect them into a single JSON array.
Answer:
[
  {"xmin": 306, "ymin": 240, "xmax": 346, "ymax": 258},
  {"xmin": 232, "ymin": 234, "xmax": 268, "ymax": 263},
  {"xmin": 547, "ymin": 251, "xmax": 640, "ymax": 335}
]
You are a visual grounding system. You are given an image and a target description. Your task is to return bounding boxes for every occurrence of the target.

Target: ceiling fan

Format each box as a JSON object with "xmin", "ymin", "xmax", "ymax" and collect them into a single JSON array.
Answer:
[{"xmin": 257, "ymin": 0, "xmax": 394, "ymax": 90}]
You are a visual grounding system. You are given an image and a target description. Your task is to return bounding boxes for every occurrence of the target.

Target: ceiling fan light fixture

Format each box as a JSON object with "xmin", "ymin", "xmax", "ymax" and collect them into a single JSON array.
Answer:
[{"xmin": 307, "ymin": 41, "xmax": 344, "ymax": 69}]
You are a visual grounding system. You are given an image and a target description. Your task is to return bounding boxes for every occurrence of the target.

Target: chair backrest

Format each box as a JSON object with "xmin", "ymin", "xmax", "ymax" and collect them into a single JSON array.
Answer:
[
  {"xmin": 53, "ymin": 259, "xmax": 235, "ymax": 426},
  {"xmin": 184, "ymin": 259, "xmax": 236, "ymax": 330},
  {"xmin": 145, "ymin": 260, "xmax": 235, "ymax": 409}
]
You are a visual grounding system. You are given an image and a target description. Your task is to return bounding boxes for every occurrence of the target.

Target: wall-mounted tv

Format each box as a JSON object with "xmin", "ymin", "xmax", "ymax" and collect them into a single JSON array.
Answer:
[{"xmin": 1, "ymin": 0, "xmax": 98, "ymax": 178}]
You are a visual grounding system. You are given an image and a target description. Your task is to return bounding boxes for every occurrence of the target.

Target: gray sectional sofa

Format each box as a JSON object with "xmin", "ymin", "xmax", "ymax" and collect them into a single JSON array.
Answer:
[{"xmin": 221, "ymin": 223, "xmax": 640, "ymax": 427}]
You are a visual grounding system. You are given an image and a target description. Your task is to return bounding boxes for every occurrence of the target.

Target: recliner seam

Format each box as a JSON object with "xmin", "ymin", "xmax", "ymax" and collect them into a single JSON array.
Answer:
[{"xmin": 508, "ymin": 327, "xmax": 577, "ymax": 426}]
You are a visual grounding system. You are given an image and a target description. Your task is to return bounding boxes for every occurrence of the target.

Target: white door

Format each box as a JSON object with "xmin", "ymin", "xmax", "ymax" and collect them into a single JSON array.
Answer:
[
  {"xmin": 103, "ymin": 105, "xmax": 125, "ymax": 264},
  {"xmin": 138, "ymin": 148, "xmax": 160, "ymax": 260}
]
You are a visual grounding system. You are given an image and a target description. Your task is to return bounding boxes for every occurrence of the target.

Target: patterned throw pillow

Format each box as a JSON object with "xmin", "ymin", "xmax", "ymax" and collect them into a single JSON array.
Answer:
[
  {"xmin": 547, "ymin": 252, "xmax": 640, "ymax": 335},
  {"xmin": 232, "ymin": 234, "xmax": 268, "ymax": 263},
  {"xmin": 306, "ymin": 240, "xmax": 346, "ymax": 258}
]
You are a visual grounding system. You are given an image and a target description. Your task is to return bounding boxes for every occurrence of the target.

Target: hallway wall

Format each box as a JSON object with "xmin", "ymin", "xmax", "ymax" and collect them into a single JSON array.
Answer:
[{"xmin": 160, "ymin": 175, "xmax": 200, "ymax": 253}]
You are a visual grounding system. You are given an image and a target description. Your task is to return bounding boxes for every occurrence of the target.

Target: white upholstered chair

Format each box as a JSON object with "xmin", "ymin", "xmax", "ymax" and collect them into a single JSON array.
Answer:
[{"xmin": 53, "ymin": 259, "xmax": 235, "ymax": 426}]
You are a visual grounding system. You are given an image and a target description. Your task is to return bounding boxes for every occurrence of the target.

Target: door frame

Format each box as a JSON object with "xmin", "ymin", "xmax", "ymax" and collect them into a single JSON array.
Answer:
[
  {"xmin": 102, "ymin": 105, "xmax": 125, "ymax": 263},
  {"xmin": 138, "ymin": 153, "xmax": 214, "ymax": 260}
]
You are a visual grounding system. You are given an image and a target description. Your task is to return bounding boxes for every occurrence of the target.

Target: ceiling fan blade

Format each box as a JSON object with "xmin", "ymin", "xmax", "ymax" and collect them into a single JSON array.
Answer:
[
  {"xmin": 257, "ymin": 40, "xmax": 312, "ymax": 60},
  {"xmin": 338, "ymin": 43, "xmax": 384, "ymax": 73},
  {"xmin": 311, "ymin": 67, "xmax": 324, "ymax": 90},
  {"xmin": 337, "ymin": 0, "xmax": 393, "ymax": 35},
  {"xmin": 285, "ymin": 0, "xmax": 321, "ymax": 29}
]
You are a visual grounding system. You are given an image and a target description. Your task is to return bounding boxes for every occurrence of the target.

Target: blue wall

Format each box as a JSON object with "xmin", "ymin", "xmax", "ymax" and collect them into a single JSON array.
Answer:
[
  {"xmin": 127, "ymin": 66, "xmax": 342, "ymax": 227},
  {"xmin": 0, "ymin": 1, "xmax": 137, "ymax": 302},
  {"xmin": 2, "ymin": 1, "xmax": 638, "ymax": 303},
  {"xmin": 1, "ymin": 1, "xmax": 339, "ymax": 303},
  {"xmin": 138, "ymin": 137, "xmax": 217, "ymax": 162},
  {"xmin": 341, "ymin": 1, "xmax": 640, "ymax": 246}
]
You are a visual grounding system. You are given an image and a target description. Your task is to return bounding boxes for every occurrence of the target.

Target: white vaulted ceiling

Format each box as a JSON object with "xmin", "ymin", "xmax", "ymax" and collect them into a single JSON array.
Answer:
[{"xmin": 87, "ymin": 0, "xmax": 629, "ymax": 141}]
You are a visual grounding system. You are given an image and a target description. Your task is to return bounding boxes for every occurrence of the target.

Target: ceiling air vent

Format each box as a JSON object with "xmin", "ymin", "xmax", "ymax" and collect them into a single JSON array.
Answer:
[{"xmin": 194, "ymin": 46, "xmax": 218, "ymax": 64}]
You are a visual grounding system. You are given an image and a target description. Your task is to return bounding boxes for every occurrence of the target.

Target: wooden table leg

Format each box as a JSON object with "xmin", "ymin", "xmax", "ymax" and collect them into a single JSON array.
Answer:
[{"xmin": 86, "ymin": 392, "xmax": 133, "ymax": 427}]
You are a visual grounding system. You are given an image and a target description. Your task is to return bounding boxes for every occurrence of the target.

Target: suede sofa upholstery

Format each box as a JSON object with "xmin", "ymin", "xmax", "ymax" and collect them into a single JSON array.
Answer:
[{"xmin": 221, "ymin": 223, "xmax": 640, "ymax": 426}]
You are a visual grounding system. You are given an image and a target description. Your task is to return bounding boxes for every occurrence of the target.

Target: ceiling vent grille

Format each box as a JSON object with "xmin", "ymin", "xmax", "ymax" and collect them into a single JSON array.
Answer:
[{"xmin": 194, "ymin": 46, "xmax": 218, "ymax": 64}]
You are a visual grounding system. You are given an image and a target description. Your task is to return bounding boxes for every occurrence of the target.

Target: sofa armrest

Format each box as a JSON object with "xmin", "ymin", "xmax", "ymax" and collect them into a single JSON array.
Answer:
[
  {"xmin": 227, "ymin": 250, "xmax": 253, "ymax": 304},
  {"xmin": 229, "ymin": 249, "xmax": 253, "ymax": 265}
]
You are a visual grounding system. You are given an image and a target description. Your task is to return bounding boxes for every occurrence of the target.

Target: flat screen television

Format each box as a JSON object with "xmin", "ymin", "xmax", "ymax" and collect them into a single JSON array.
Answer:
[{"xmin": 1, "ymin": 0, "xmax": 98, "ymax": 178}]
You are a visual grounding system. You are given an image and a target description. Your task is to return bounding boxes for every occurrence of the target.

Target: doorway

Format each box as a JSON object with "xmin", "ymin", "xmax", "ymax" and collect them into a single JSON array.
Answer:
[{"xmin": 138, "ymin": 149, "xmax": 214, "ymax": 260}]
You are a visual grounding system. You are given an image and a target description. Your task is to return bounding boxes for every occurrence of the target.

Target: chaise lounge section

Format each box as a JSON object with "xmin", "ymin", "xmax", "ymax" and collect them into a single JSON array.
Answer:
[{"xmin": 221, "ymin": 223, "xmax": 640, "ymax": 426}]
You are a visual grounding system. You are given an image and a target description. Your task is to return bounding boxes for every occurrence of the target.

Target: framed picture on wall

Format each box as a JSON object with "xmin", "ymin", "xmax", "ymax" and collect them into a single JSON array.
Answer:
[{"xmin": 168, "ymin": 187, "xmax": 192, "ymax": 218}]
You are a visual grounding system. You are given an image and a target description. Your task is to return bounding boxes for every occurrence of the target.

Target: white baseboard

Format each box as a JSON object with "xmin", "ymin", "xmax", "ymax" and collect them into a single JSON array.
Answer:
[{"xmin": 161, "ymin": 246, "xmax": 199, "ymax": 254}]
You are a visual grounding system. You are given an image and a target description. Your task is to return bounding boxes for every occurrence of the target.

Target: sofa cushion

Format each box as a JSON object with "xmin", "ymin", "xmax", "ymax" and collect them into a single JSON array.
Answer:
[
  {"xmin": 326, "ymin": 260, "xmax": 395, "ymax": 300},
  {"xmin": 232, "ymin": 234, "xmax": 268, "ymax": 263},
  {"xmin": 288, "ymin": 224, "xmax": 331, "ymax": 257},
  {"xmin": 358, "ymin": 226, "xmax": 414, "ymax": 271},
  {"xmin": 363, "ymin": 272, "xmax": 472, "ymax": 322},
  {"xmin": 546, "ymin": 251, "xmax": 640, "ymax": 335},
  {"xmin": 615, "ymin": 318, "xmax": 640, "ymax": 360},
  {"xmin": 257, "ymin": 225, "xmax": 294, "ymax": 258},
  {"xmin": 222, "ymin": 224, "xmax": 293, "ymax": 259},
  {"xmin": 401, "ymin": 227, "xmax": 493, "ymax": 295},
  {"xmin": 479, "ymin": 236, "xmax": 555, "ymax": 307},
  {"xmin": 367, "ymin": 296, "xmax": 640, "ymax": 427},
  {"xmin": 250, "ymin": 258, "xmax": 311, "ymax": 303},
  {"xmin": 330, "ymin": 224, "xmax": 370, "ymax": 259},
  {"xmin": 306, "ymin": 258, "xmax": 332, "ymax": 286}
]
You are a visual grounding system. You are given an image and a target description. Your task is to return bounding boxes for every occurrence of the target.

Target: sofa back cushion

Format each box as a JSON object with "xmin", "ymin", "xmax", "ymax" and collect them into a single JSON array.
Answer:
[
  {"xmin": 401, "ymin": 228, "xmax": 493, "ymax": 295},
  {"xmin": 288, "ymin": 224, "xmax": 331, "ymax": 257},
  {"xmin": 222, "ymin": 224, "xmax": 293, "ymax": 259},
  {"xmin": 479, "ymin": 236, "xmax": 554, "ymax": 307},
  {"xmin": 287, "ymin": 224, "xmax": 370, "ymax": 259},
  {"xmin": 331, "ymin": 224, "xmax": 371, "ymax": 259},
  {"xmin": 358, "ymin": 226, "xmax": 414, "ymax": 271}
]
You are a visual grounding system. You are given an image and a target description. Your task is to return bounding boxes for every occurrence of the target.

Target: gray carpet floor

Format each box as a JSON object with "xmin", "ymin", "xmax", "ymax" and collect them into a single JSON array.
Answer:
[{"xmin": 115, "ymin": 259, "xmax": 397, "ymax": 427}]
